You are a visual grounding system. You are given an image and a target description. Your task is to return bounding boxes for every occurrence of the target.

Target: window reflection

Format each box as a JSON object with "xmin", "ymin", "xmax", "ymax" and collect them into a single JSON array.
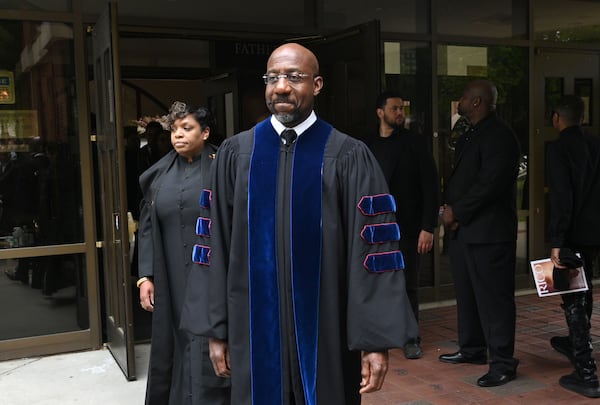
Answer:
[
  {"xmin": 383, "ymin": 41, "xmax": 435, "ymax": 288},
  {"xmin": 1, "ymin": 254, "xmax": 88, "ymax": 340},
  {"xmin": 0, "ymin": 21, "xmax": 83, "ymax": 248},
  {"xmin": 534, "ymin": 0, "xmax": 600, "ymax": 43},
  {"xmin": 436, "ymin": 0, "xmax": 527, "ymax": 39},
  {"xmin": 383, "ymin": 41, "xmax": 432, "ymax": 137}
]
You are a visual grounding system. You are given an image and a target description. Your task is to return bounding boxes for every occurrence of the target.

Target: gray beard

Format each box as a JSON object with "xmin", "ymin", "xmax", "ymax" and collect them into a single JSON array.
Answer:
[{"xmin": 274, "ymin": 112, "xmax": 297, "ymax": 125}]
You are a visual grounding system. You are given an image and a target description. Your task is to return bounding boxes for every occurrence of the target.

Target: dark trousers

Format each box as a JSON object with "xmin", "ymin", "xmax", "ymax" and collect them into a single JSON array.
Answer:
[
  {"xmin": 562, "ymin": 246, "xmax": 599, "ymax": 318},
  {"xmin": 449, "ymin": 231, "xmax": 518, "ymax": 374},
  {"xmin": 400, "ymin": 238, "xmax": 420, "ymax": 323}
]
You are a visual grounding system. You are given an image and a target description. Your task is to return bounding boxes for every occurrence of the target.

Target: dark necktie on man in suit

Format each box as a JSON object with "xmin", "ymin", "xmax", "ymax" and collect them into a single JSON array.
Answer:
[{"xmin": 281, "ymin": 129, "xmax": 297, "ymax": 145}]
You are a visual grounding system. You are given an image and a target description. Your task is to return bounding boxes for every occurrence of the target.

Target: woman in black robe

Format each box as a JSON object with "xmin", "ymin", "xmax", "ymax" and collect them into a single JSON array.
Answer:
[{"xmin": 137, "ymin": 101, "xmax": 230, "ymax": 405}]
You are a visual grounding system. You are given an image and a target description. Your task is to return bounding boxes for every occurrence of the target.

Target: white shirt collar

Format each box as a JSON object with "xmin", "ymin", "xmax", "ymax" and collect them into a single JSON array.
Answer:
[{"xmin": 270, "ymin": 111, "xmax": 317, "ymax": 138}]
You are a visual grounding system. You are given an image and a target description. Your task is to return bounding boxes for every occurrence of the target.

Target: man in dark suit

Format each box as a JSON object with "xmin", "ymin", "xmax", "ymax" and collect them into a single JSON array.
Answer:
[
  {"xmin": 439, "ymin": 80, "xmax": 521, "ymax": 387},
  {"xmin": 368, "ymin": 91, "xmax": 440, "ymax": 360},
  {"xmin": 546, "ymin": 95, "xmax": 600, "ymax": 398}
]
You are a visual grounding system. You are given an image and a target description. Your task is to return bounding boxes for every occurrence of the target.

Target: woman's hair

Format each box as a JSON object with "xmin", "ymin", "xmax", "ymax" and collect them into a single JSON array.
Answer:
[{"xmin": 167, "ymin": 101, "xmax": 214, "ymax": 131}]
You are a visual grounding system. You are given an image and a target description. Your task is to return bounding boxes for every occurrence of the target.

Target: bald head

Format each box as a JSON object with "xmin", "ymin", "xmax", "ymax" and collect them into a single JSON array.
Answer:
[
  {"xmin": 268, "ymin": 43, "xmax": 320, "ymax": 76},
  {"xmin": 466, "ymin": 80, "xmax": 497, "ymax": 111},
  {"xmin": 264, "ymin": 42, "xmax": 323, "ymax": 127},
  {"xmin": 458, "ymin": 79, "xmax": 498, "ymax": 125}
]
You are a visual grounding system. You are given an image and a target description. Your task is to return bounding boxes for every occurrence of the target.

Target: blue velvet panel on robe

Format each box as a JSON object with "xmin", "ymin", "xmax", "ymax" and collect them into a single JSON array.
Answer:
[
  {"xmin": 247, "ymin": 120, "xmax": 283, "ymax": 405},
  {"xmin": 357, "ymin": 193, "xmax": 397, "ymax": 216},
  {"xmin": 191, "ymin": 244, "xmax": 210, "ymax": 266},
  {"xmin": 199, "ymin": 189, "xmax": 212, "ymax": 209},
  {"xmin": 363, "ymin": 251, "xmax": 405, "ymax": 273},
  {"xmin": 247, "ymin": 119, "xmax": 332, "ymax": 405},
  {"xmin": 195, "ymin": 217, "xmax": 211, "ymax": 237},
  {"xmin": 290, "ymin": 119, "xmax": 331, "ymax": 405},
  {"xmin": 360, "ymin": 222, "xmax": 401, "ymax": 244}
]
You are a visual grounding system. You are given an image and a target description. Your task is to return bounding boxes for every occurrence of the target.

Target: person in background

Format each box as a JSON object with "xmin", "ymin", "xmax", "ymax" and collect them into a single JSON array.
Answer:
[
  {"xmin": 180, "ymin": 43, "xmax": 418, "ymax": 405},
  {"xmin": 546, "ymin": 95, "xmax": 600, "ymax": 398},
  {"xmin": 439, "ymin": 79, "xmax": 521, "ymax": 388},
  {"xmin": 137, "ymin": 101, "xmax": 229, "ymax": 405},
  {"xmin": 368, "ymin": 91, "xmax": 440, "ymax": 360},
  {"xmin": 139, "ymin": 120, "xmax": 173, "ymax": 174}
]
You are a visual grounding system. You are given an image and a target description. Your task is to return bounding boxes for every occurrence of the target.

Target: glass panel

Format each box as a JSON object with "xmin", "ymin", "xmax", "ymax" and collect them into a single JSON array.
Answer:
[
  {"xmin": 436, "ymin": 0, "xmax": 527, "ymax": 39},
  {"xmin": 0, "ymin": 0, "xmax": 72, "ymax": 12},
  {"xmin": 323, "ymin": 0, "xmax": 429, "ymax": 33},
  {"xmin": 383, "ymin": 41, "xmax": 435, "ymax": 287},
  {"xmin": 0, "ymin": 253, "xmax": 88, "ymax": 340},
  {"xmin": 534, "ymin": 0, "xmax": 600, "ymax": 43},
  {"xmin": 81, "ymin": 0, "xmax": 304, "ymax": 27},
  {"xmin": 574, "ymin": 79, "xmax": 593, "ymax": 126},
  {"xmin": 544, "ymin": 77, "xmax": 563, "ymax": 126},
  {"xmin": 437, "ymin": 44, "xmax": 530, "ymax": 279},
  {"xmin": 0, "ymin": 21, "xmax": 83, "ymax": 248},
  {"xmin": 383, "ymin": 42, "xmax": 433, "ymax": 149}
]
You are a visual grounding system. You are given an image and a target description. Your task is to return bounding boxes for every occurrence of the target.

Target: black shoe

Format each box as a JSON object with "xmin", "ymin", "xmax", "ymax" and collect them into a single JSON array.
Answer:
[
  {"xmin": 477, "ymin": 371, "xmax": 516, "ymax": 387},
  {"xmin": 439, "ymin": 351, "xmax": 487, "ymax": 365},
  {"xmin": 551, "ymin": 336, "xmax": 575, "ymax": 363},
  {"xmin": 404, "ymin": 341, "xmax": 423, "ymax": 359},
  {"xmin": 559, "ymin": 372, "xmax": 600, "ymax": 398}
]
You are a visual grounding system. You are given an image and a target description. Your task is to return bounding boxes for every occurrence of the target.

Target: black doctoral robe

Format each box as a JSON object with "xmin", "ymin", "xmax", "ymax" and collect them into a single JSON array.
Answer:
[
  {"xmin": 138, "ymin": 146, "xmax": 229, "ymax": 405},
  {"xmin": 180, "ymin": 118, "xmax": 418, "ymax": 405}
]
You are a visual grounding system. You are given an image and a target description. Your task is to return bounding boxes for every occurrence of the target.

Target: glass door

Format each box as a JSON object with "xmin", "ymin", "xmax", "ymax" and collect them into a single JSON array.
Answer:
[
  {"xmin": 0, "ymin": 15, "xmax": 96, "ymax": 360},
  {"xmin": 92, "ymin": 2, "xmax": 136, "ymax": 380}
]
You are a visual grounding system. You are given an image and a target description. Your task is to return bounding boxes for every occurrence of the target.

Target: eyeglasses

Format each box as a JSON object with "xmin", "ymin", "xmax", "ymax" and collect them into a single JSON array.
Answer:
[{"xmin": 262, "ymin": 72, "xmax": 312, "ymax": 85}]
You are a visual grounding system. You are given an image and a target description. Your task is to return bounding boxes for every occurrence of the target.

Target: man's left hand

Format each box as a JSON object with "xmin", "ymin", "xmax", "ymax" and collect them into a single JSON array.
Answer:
[
  {"xmin": 551, "ymin": 247, "xmax": 566, "ymax": 268},
  {"xmin": 359, "ymin": 350, "xmax": 389, "ymax": 394},
  {"xmin": 417, "ymin": 230, "xmax": 434, "ymax": 254}
]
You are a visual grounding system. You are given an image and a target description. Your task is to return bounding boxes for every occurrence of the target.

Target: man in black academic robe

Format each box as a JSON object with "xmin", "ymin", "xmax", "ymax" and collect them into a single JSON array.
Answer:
[{"xmin": 180, "ymin": 43, "xmax": 417, "ymax": 405}]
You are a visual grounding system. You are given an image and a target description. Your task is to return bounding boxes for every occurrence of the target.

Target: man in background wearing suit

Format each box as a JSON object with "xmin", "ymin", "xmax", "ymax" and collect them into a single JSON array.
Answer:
[
  {"xmin": 546, "ymin": 95, "xmax": 600, "ymax": 398},
  {"xmin": 368, "ymin": 91, "xmax": 440, "ymax": 360},
  {"xmin": 439, "ymin": 80, "xmax": 521, "ymax": 388}
]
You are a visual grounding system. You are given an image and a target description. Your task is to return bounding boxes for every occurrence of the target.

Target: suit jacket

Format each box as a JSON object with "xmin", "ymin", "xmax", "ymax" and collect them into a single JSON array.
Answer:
[
  {"xmin": 445, "ymin": 112, "xmax": 521, "ymax": 244},
  {"xmin": 546, "ymin": 125, "xmax": 600, "ymax": 247}
]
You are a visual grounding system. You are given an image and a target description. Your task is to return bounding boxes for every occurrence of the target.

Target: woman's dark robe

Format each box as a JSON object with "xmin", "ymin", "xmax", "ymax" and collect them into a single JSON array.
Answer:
[{"xmin": 139, "ymin": 145, "xmax": 229, "ymax": 405}]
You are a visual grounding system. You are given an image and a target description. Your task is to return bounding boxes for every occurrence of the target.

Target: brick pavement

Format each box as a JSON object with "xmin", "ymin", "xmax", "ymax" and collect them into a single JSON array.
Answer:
[{"xmin": 362, "ymin": 290, "xmax": 600, "ymax": 404}]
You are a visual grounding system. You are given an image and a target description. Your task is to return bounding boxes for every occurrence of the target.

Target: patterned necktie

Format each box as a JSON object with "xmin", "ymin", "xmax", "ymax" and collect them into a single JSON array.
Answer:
[{"xmin": 281, "ymin": 129, "xmax": 297, "ymax": 145}]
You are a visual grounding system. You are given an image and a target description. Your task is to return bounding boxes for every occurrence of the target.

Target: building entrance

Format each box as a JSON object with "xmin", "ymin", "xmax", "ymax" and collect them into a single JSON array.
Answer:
[{"xmin": 91, "ymin": 5, "xmax": 382, "ymax": 377}]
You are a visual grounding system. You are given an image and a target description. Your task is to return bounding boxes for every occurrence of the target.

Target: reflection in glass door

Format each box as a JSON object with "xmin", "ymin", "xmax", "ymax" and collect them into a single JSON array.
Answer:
[
  {"xmin": 381, "ymin": 41, "xmax": 441, "ymax": 300},
  {"xmin": 0, "ymin": 18, "xmax": 89, "ymax": 357}
]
